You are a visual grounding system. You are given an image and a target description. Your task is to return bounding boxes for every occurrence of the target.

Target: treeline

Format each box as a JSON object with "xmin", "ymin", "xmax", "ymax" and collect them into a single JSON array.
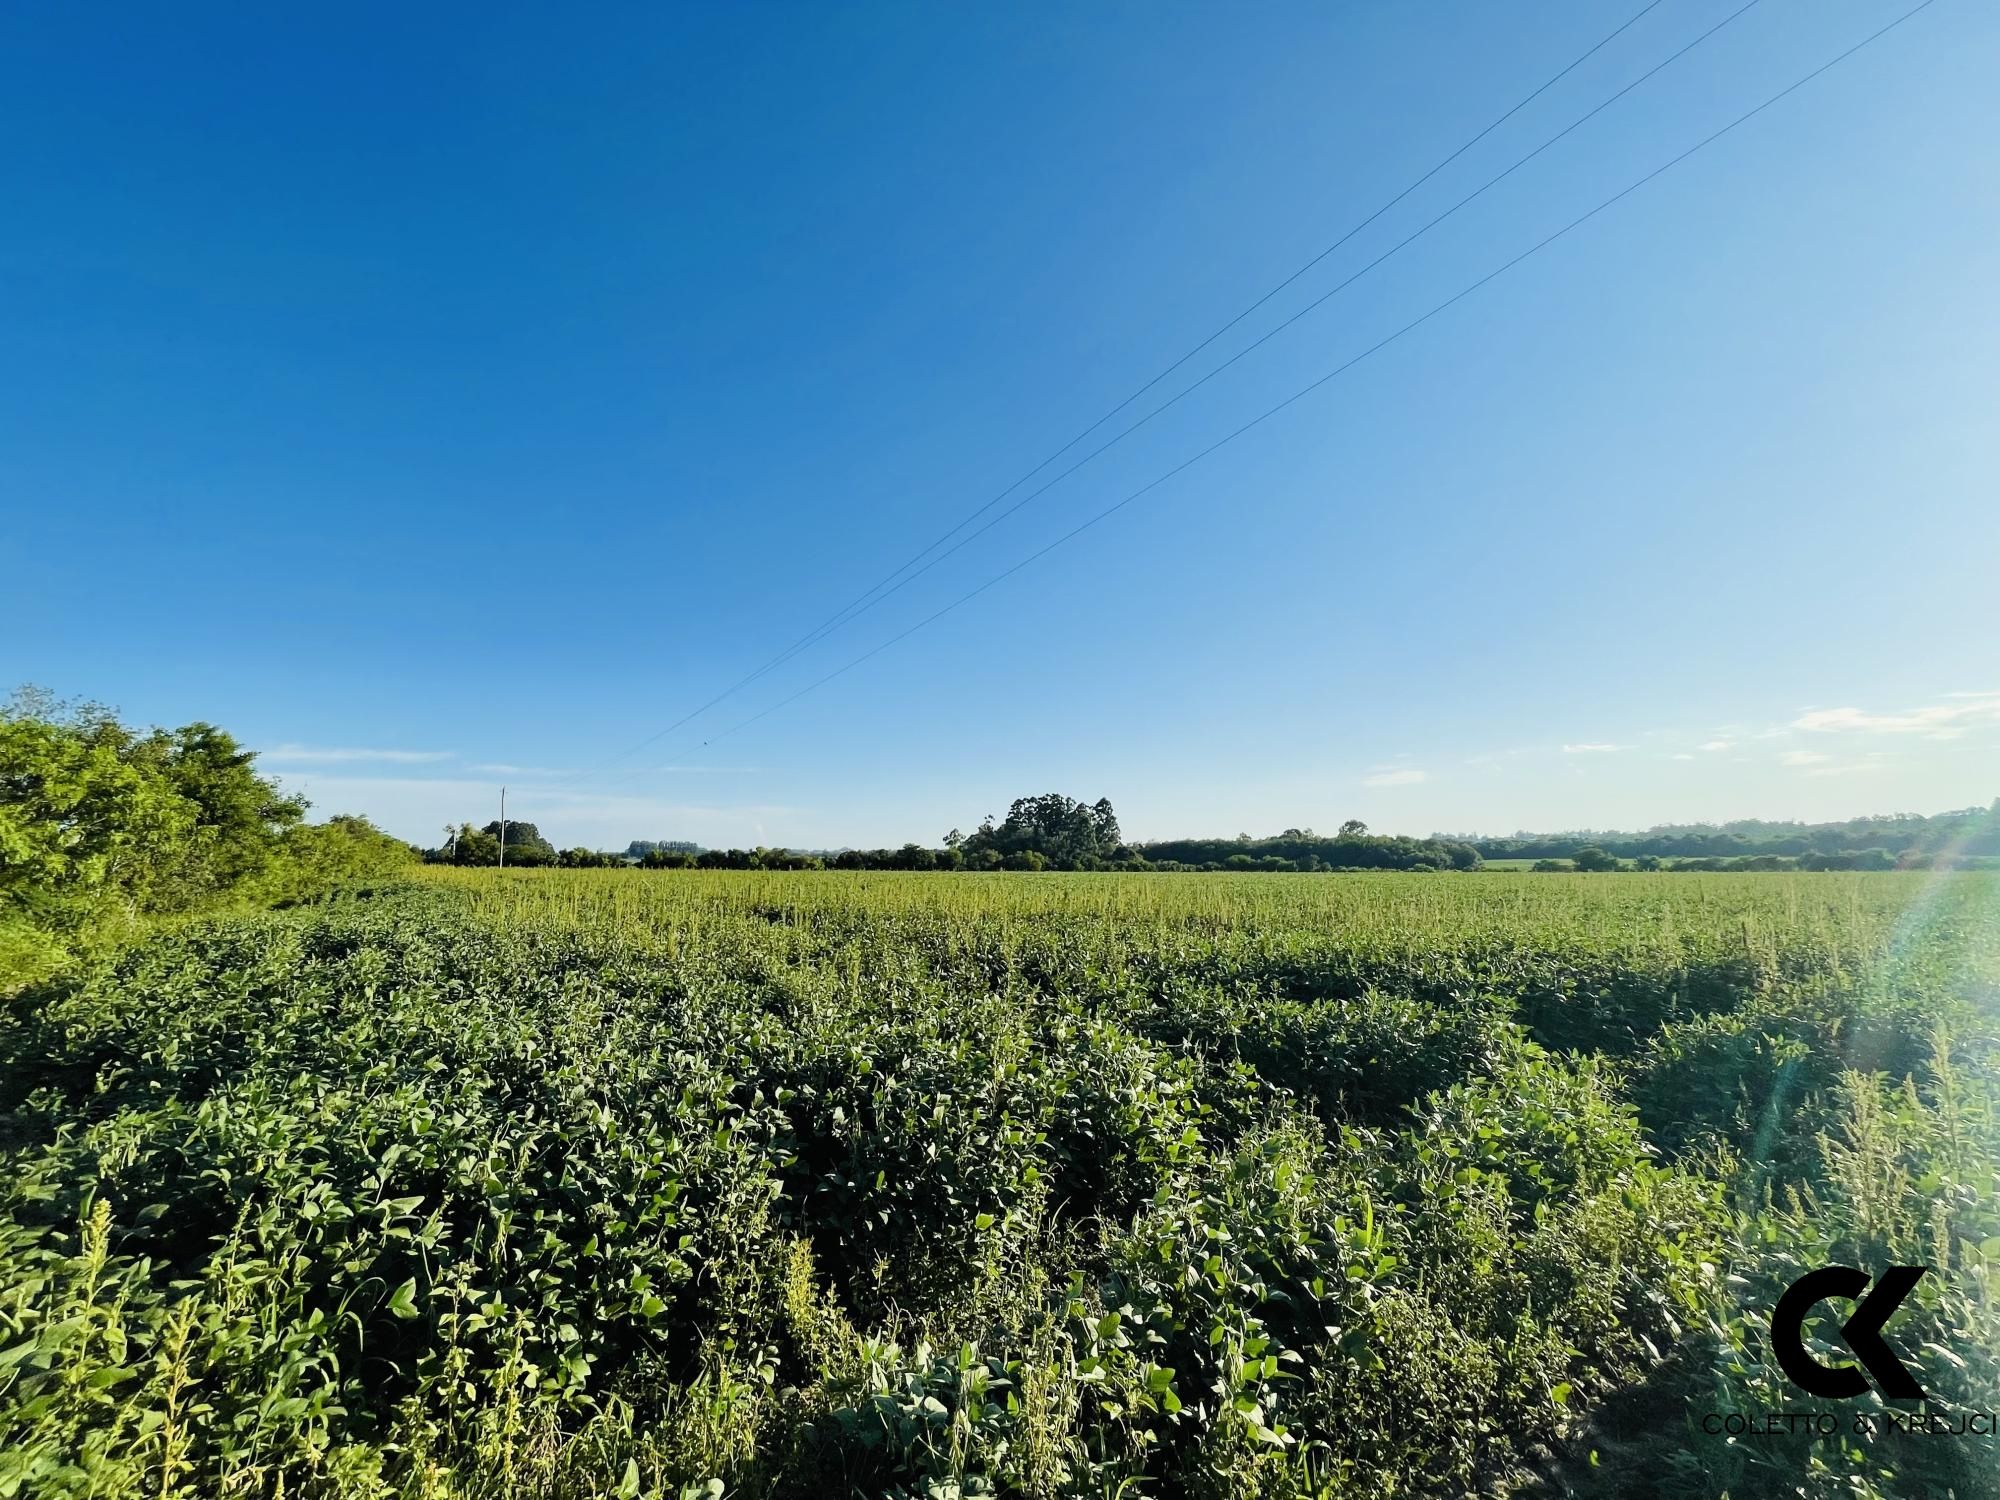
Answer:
[
  {"xmin": 1137, "ymin": 822, "xmax": 1480, "ymax": 872},
  {"xmin": 422, "ymin": 794, "xmax": 2000, "ymax": 879},
  {"xmin": 1450, "ymin": 803, "xmax": 2000, "ymax": 868},
  {"xmin": 1528, "ymin": 847, "xmax": 1992, "ymax": 874},
  {"xmin": 1, "ymin": 690, "xmax": 417, "ymax": 989},
  {"xmin": 425, "ymin": 796, "xmax": 1481, "ymax": 874}
]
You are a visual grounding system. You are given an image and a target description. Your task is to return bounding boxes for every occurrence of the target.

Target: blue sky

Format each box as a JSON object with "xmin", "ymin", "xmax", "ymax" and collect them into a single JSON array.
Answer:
[{"xmin": 5, "ymin": 1, "xmax": 1996, "ymax": 850}]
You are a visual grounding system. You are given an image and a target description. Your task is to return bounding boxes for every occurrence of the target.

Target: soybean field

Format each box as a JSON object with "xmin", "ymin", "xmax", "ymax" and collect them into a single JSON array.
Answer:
[{"xmin": 3, "ymin": 871, "xmax": 1996, "ymax": 1499}]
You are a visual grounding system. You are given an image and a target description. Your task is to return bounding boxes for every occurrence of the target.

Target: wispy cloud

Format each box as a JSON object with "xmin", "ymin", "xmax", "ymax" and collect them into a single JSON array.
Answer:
[
  {"xmin": 1562, "ymin": 743, "xmax": 1625, "ymax": 754},
  {"xmin": 1669, "ymin": 753, "xmax": 1697, "ymax": 761},
  {"xmin": 1806, "ymin": 759, "xmax": 1893, "ymax": 778},
  {"xmin": 1363, "ymin": 767, "xmax": 1428, "ymax": 788},
  {"xmin": 261, "ymin": 744, "xmax": 454, "ymax": 765},
  {"xmin": 1698, "ymin": 739, "xmax": 1733, "ymax": 752},
  {"xmin": 1793, "ymin": 691, "xmax": 2000, "ymax": 739},
  {"xmin": 1778, "ymin": 750, "xmax": 1831, "ymax": 767}
]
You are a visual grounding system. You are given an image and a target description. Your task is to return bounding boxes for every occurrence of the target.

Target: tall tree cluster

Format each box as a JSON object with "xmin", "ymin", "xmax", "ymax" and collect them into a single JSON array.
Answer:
[{"xmin": 959, "ymin": 794, "xmax": 1124, "ymax": 868}]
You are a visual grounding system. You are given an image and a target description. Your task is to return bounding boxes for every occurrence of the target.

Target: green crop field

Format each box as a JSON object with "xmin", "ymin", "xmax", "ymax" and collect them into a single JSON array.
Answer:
[{"xmin": 3, "ymin": 870, "xmax": 1996, "ymax": 1499}]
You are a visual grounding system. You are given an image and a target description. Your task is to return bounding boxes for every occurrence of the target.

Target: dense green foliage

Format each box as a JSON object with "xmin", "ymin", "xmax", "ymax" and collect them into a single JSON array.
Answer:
[
  {"xmin": 0, "ymin": 692, "xmax": 416, "ymax": 989},
  {"xmin": 958, "ymin": 795, "xmax": 1125, "ymax": 868},
  {"xmin": 2, "ymin": 869, "xmax": 1993, "ymax": 1498}
]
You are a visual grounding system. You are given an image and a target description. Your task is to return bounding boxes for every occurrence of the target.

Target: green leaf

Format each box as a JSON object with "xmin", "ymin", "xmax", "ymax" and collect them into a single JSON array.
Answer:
[{"xmin": 386, "ymin": 1278, "xmax": 420, "ymax": 1319}]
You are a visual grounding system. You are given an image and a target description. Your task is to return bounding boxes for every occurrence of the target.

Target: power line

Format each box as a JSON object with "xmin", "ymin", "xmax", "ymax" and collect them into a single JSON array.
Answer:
[
  {"xmin": 599, "ymin": 0, "xmax": 1674, "ymax": 766},
  {"xmin": 701, "ymin": 0, "xmax": 1763, "ymax": 671},
  {"xmin": 692, "ymin": 0, "xmax": 1940, "ymax": 751}
]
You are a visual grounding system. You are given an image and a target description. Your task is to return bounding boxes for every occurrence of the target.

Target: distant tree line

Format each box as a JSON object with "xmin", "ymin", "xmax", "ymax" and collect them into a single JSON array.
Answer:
[
  {"xmin": 418, "ymin": 795, "xmax": 2000, "ymax": 878},
  {"xmin": 1450, "ymin": 804, "xmax": 2000, "ymax": 871},
  {"xmin": 420, "ymin": 795, "xmax": 1482, "ymax": 874},
  {"xmin": 1529, "ymin": 844, "xmax": 1987, "ymax": 874},
  {"xmin": 626, "ymin": 839, "xmax": 700, "ymax": 860},
  {"xmin": 425, "ymin": 821, "xmax": 643, "ymax": 869},
  {"xmin": 1137, "ymin": 821, "xmax": 1481, "ymax": 873}
]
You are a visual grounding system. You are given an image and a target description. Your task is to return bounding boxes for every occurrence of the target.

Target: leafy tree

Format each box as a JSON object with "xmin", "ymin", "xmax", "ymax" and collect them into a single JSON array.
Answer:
[
  {"xmin": 259, "ymin": 815, "xmax": 416, "ymax": 899},
  {"xmin": 481, "ymin": 819, "xmax": 555, "ymax": 861},
  {"xmin": 1571, "ymin": 845, "xmax": 1621, "ymax": 873},
  {"xmin": 961, "ymin": 794, "xmax": 1121, "ymax": 870},
  {"xmin": 447, "ymin": 824, "xmax": 503, "ymax": 866}
]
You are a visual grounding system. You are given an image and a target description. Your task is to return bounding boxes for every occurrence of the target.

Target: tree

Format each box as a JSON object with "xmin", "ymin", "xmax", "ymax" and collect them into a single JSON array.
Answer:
[
  {"xmin": 960, "ymin": 794, "xmax": 1121, "ymax": 870},
  {"xmin": 149, "ymin": 722, "xmax": 307, "ymax": 899},
  {"xmin": 1571, "ymin": 845, "xmax": 1621, "ymax": 873},
  {"xmin": 627, "ymin": 839, "xmax": 700, "ymax": 859},
  {"xmin": 2, "ymin": 689, "xmax": 400, "ymax": 987},
  {"xmin": 260, "ymin": 815, "xmax": 416, "ymax": 898},
  {"xmin": 482, "ymin": 819, "xmax": 555, "ymax": 861},
  {"xmin": 1338, "ymin": 819, "xmax": 1369, "ymax": 838},
  {"xmin": 448, "ymin": 824, "xmax": 502, "ymax": 866}
]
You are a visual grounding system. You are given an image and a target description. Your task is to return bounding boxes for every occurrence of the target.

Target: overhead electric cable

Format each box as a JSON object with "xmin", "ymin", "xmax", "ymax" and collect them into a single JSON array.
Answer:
[
  {"xmin": 689, "ymin": 0, "xmax": 1939, "ymax": 751},
  {"xmin": 598, "ymin": 0, "xmax": 1677, "ymax": 766},
  {"xmin": 705, "ymin": 0, "xmax": 1764, "ymax": 663}
]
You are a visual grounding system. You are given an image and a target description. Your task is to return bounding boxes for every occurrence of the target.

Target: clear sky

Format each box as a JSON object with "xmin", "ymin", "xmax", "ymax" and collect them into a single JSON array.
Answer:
[{"xmin": 5, "ymin": 1, "xmax": 1996, "ymax": 851}]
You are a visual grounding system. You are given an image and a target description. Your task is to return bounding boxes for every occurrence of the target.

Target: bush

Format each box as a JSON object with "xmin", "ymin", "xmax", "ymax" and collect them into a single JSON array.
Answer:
[{"xmin": 1, "ymin": 691, "xmax": 406, "ymax": 989}]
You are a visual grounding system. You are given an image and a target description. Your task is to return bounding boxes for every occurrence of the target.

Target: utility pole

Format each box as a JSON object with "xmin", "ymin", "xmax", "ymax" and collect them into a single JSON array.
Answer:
[{"xmin": 499, "ymin": 786, "xmax": 507, "ymax": 869}]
